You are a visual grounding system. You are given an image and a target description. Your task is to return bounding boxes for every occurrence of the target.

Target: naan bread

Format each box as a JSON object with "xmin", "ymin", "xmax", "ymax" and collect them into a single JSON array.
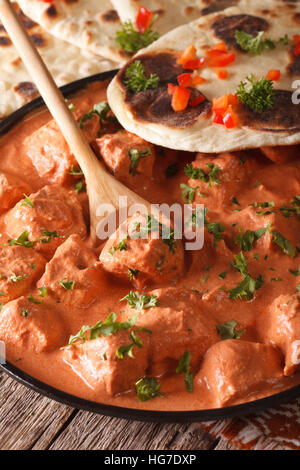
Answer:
[
  {"xmin": 110, "ymin": 0, "xmax": 238, "ymax": 34},
  {"xmin": 17, "ymin": 0, "xmax": 130, "ymax": 63},
  {"xmin": 108, "ymin": 0, "xmax": 300, "ymax": 153},
  {"xmin": 0, "ymin": 3, "xmax": 116, "ymax": 119}
]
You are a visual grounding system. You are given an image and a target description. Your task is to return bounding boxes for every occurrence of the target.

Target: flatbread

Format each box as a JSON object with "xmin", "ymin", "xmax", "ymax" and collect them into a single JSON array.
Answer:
[
  {"xmin": 110, "ymin": 0, "xmax": 238, "ymax": 33},
  {"xmin": 0, "ymin": 3, "xmax": 116, "ymax": 119},
  {"xmin": 17, "ymin": 0, "xmax": 131, "ymax": 63},
  {"xmin": 108, "ymin": 0, "xmax": 300, "ymax": 153}
]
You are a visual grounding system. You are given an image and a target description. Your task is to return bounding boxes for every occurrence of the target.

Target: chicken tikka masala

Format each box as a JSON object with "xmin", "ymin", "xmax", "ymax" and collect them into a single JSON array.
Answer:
[{"xmin": 0, "ymin": 80, "xmax": 299, "ymax": 411}]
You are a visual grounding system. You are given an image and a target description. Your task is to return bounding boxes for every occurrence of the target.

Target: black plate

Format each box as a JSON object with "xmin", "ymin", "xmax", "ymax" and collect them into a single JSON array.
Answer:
[{"xmin": 0, "ymin": 70, "xmax": 299, "ymax": 423}]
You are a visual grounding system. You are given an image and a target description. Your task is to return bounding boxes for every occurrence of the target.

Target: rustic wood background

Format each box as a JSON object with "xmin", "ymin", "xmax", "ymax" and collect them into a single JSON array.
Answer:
[{"xmin": 0, "ymin": 369, "xmax": 234, "ymax": 450}]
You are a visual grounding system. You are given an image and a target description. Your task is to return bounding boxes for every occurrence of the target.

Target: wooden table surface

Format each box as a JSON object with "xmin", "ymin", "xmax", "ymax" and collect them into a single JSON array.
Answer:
[{"xmin": 0, "ymin": 369, "xmax": 234, "ymax": 451}]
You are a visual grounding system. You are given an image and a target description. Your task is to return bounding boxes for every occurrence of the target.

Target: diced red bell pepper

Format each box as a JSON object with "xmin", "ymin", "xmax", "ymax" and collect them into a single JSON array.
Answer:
[
  {"xmin": 294, "ymin": 42, "xmax": 300, "ymax": 56},
  {"xmin": 171, "ymin": 86, "xmax": 191, "ymax": 112},
  {"xmin": 207, "ymin": 52, "xmax": 235, "ymax": 67},
  {"xmin": 183, "ymin": 58, "xmax": 206, "ymax": 69},
  {"xmin": 136, "ymin": 6, "xmax": 152, "ymax": 33},
  {"xmin": 207, "ymin": 42, "xmax": 227, "ymax": 55},
  {"xmin": 215, "ymin": 69, "xmax": 228, "ymax": 80},
  {"xmin": 41, "ymin": 0, "xmax": 53, "ymax": 2},
  {"xmin": 168, "ymin": 83, "xmax": 176, "ymax": 95},
  {"xmin": 191, "ymin": 75, "xmax": 206, "ymax": 85},
  {"xmin": 266, "ymin": 69, "xmax": 281, "ymax": 81},
  {"xmin": 177, "ymin": 73, "xmax": 193, "ymax": 87},
  {"xmin": 213, "ymin": 113, "xmax": 224, "ymax": 125},
  {"xmin": 223, "ymin": 105, "xmax": 239, "ymax": 129},
  {"xmin": 177, "ymin": 44, "xmax": 197, "ymax": 65},
  {"xmin": 293, "ymin": 35, "xmax": 300, "ymax": 43},
  {"xmin": 190, "ymin": 95, "xmax": 205, "ymax": 107}
]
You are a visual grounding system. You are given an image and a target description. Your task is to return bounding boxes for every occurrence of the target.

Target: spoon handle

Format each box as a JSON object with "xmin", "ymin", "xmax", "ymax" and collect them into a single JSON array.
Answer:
[{"xmin": 0, "ymin": 0, "xmax": 100, "ymax": 177}]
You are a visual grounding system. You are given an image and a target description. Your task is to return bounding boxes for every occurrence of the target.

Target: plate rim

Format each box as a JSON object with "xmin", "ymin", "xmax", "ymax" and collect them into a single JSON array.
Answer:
[{"xmin": 0, "ymin": 69, "xmax": 299, "ymax": 423}]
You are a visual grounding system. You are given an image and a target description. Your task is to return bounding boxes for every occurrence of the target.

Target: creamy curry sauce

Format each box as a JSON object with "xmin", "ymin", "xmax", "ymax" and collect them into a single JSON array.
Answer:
[{"xmin": 0, "ymin": 81, "xmax": 299, "ymax": 411}]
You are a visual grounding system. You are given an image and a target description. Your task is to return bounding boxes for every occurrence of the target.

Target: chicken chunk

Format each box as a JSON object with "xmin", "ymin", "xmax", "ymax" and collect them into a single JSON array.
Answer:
[
  {"xmin": 38, "ymin": 234, "xmax": 108, "ymax": 309},
  {"xmin": 263, "ymin": 294, "xmax": 300, "ymax": 376},
  {"xmin": 0, "ymin": 296, "xmax": 65, "ymax": 353},
  {"xmin": 123, "ymin": 287, "xmax": 219, "ymax": 375},
  {"xmin": 4, "ymin": 185, "xmax": 86, "ymax": 259},
  {"xmin": 199, "ymin": 340, "xmax": 283, "ymax": 407},
  {"xmin": 100, "ymin": 214, "xmax": 184, "ymax": 287},
  {"xmin": 0, "ymin": 172, "xmax": 32, "ymax": 214},
  {"xmin": 0, "ymin": 245, "xmax": 46, "ymax": 304},
  {"xmin": 96, "ymin": 131, "xmax": 155, "ymax": 184},
  {"xmin": 63, "ymin": 328, "xmax": 150, "ymax": 395},
  {"xmin": 24, "ymin": 116, "xmax": 100, "ymax": 185}
]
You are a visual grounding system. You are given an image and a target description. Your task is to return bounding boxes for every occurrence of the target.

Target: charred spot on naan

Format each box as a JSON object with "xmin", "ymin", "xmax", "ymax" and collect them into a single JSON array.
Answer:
[
  {"xmin": 13, "ymin": 82, "xmax": 38, "ymax": 101},
  {"xmin": 201, "ymin": 0, "xmax": 238, "ymax": 16},
  {"xmin": 0, "ymin": 36, "xmax": 11, "ymax": 46},
  {"xmin": 45, "ymin": 4, "xmax": 58, "ymax": 19},
  {"xmin": 211, "ymin": 14, "xmax": 269, "ymax": 49},
  {"xmin": 238, "ymin": 90, "xmax": 300, "ymax": 133},
  {"xmin": 31, "ymin": 34, "xmax": 47, "ymax": 48},
  {"xmin": 292, "ymin": 12, "xmax": 300, "ymax": 24},
  {"xmin": 288, "ymin": 45, "xmax": 300, "ymax": 75},
  {"xmin": 117, "ymin": 52, "xmax": 211, "ymax": 128},
  {"xmin": 101, "ymin": 10, "xmax": 120, "ymax": 23}
]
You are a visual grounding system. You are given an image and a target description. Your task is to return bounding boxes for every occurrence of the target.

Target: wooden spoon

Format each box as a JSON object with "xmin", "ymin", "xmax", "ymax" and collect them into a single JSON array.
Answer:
[{"xmin": 0, "ymin": 0, "xmax": 152, "ymax": 242}]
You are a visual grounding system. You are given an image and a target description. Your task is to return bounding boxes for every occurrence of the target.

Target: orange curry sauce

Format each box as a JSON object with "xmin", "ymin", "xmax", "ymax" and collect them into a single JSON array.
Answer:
[{"xmin": 0, "ymin": 81, "xmax": 299, "ymax": 411}]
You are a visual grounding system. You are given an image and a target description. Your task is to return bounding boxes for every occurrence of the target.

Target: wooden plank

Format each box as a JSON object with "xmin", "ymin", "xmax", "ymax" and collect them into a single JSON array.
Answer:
[
  {"xmin": 48, "ymin": 411, "xmax": 216, "ymax": 450},
  {"xmin": 0, "ymin": 370, "xmax": 74, "ymax": 450}
]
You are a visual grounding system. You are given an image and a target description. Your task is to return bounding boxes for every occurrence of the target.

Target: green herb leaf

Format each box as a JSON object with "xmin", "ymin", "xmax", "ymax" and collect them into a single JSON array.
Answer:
[
  {"xmin": 120, "ymin": 291, "xmax": 158, "ymax": 309},
  {"xmin": 116, "ymin": 20, "xmax": 159, "ymax": 53},
  {"xmin": 234, "ymin": 225, "xmax": 269, "ymax": 251},
  {"xmin": 165, "ymin": 162, "xmax": 179, "ymax": 178},
  {"xmin": 28, "ymin": 293, "xmax": 42, "ymax": 304},
  {"xmin": 74, "ymin": 181, "xmax": 86, "ymax": 194},
  {"xmin": 184, "ymin": 163, "xmax": 220, "ymax": 187},
  {"xmin": 272, "ymin": 230, "xmax": 295, "ymax": 257},
  {"xmin": 116, "ymin": 343, "xmax": 135, "ymax": 359},
  {"xmin": 21, "ymin": 194, "xmax": 34, "ymax": 208},
  {"xmin": 58, "ymin": 279, "xmax": 75, "ymax": 290},
  {"xmin": 236, "ymin": 75, "xmax": 275, "ymax": 113},
  {"xmin": 8, "ymin": 231, "xmax": 34, "ymax": 248},
  {"xmin": 135, "ymin": 377, "xmax": 162, "ymax": 402},
  {"xmin": 228, "ymin": 252, "xmax": 263, "ymax": 300},
  {"xmin": 69, "ymin": 165, "xmax": 83, "ymax": 176},
  {"xmin": 176, "ymin": 351, "xmax": 193, "ymax": 393},
  {"xmin": 125, "ymin": 60, "xmax": 160, "ymax": 93},
  {"xmin": 204, "ymin": 209, "xmax": 225, "ymax": 246},
  {"xmin": 289, "ymin": 267, "xmax": 300, "ymax": 276},
  {"xmin": 22, "ymin": 309, "xmax": 28, "ymax": 317},
  {"xmin": 181, "ymin": 183, "xmax": 198, "ymax": 203},
  {"xmin": 128, "ymin": 268, "xmax": 140, "ymax": 281},
  {"xmin": 79, "ymin": 101, "xmax": 115, "ymax": 128},
  {"xmin": 129, "ymin": 147, "xmax": 151, "ymax": 175},
  {"xmin": 235, "ymin": 30, "xmax": 276, "ymax": 55},
  {"xmin": 10, "ymin": 273, "xmax": 28, "ymax": 283},
  {"xmin": 38, "ymin": 286, "xmax": 47, "ymax": 297},
  {"xmin": 217, "ymin": 320, "xmax": 245, "ymax": 340}
]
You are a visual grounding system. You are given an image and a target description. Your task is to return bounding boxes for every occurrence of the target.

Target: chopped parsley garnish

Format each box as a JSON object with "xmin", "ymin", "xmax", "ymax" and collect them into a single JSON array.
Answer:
[
  {"xmin": 10, "ymin": 273, "xmax": 28, "ymax": 283},
  {"xmin": 69, "ymin": 165, "xmax": 83, "ymax": 176},
  {"xmin": 280, "ymin": 202, "xmax": 300, "ymax": 218},
  {"xmin": 129, "ymin": 147, "xmax": 151, "ymax": 175},
  {"xmin": 289, "ymin": 267, "xmax": 300, "ymax": 276},
  {"xmin": 180, "ymin": 183, "xmax": 198, "ymax": 203},
  {"xmin": 21, "ymin": 309, "xmax": 28, "ymax": 317},
  {"xmin": 218, "ymin": 272, "xmax": 227, "ymax": 279},
  {"xmin": 176, "ymin": 351, "xmax": 193, "ymax": 393},
  {"xmin": 165, "ymin": 162, "xmax": 179, "ymax": 178},
  {"xmin": 120, "ymin": 291, "xmax": 158, "ymax": 310},
  {"xmin": 228, "ymin": 252, "xmax": 263, "ymax": 300},
  {"xmin": 74, "ymin": 181, "xmax": 86, "ymax": 194},
  {"xmin": 234, "ymin": 225, "xmax": 269, "ymax": 251},
  {"xmin": 236, "ymin": 75, "xmax": 275, "ymax": 113},
  {"xmin": 38, "ymin": 286, "xmax": 48, "ymax": 297},
  {"xmin": 235, "ymin": 30, "xmax": 289, "ymax": 55},
  {"xmin": 135, "ymin": 377, "xmax": 162, "ymax": 402},
  {"xmin": 116, "ymin": 343, "xmax": 135, "ymax": 360},
  {"xmin": 21, "ymin": 194, "xmax": 34, "ymax": 208},
  {"xmin": 204, "ymin": 209, "xmax": 225, "ymax": 246},
  {"xmin": 297, "ymin": 283, "xmax": 300, "ymax": 292},
  {"xmin": 58, "ymin": 279, "xmax": 75, "ymax": 290},
  {"xmin": 8, "ymin": 231, "xmax": 34, "ymax": 248},
  {"xmin": 184, "ymin": 163, "xmax": 221, "ymax": 187},
  {"xmin": 217, "ymin": 320, "xmax": 245, "ymax": 340},
  {"xmin": 128, "ymin": 268, "xmax": 140, "ymax": 281},
  {"xmin": 28, "ymin": 294, "xmax": 42, "ymax": 304},
  {"xmin": 132, "ymin": 215, "xmax": 177, "ymax": 253},
  {"xmin": 65, "ymin": 311, "xmax": 139, "ymax": 347},
  {"xmin": 271, "ymin": 230, "xmax": 295, "ymax": 257},
  {"xmin": 79, "ymin": 101, "xmax": 115, "ymax": 129},
  {"xmin": 125, "ymin": 60, "xmax": 160, "ymax": 93},
  {"xmin": 270, "ymin": 277, "xmax": 283, "ymax": 282},
  {"xmin": 0, "ymin": 291, "xmax": 6, "ymax": 296},
  {"xmin": 109, "ymin": 237, "xmax": 128, "ymax": 255},
  {"xmin": 40, "ymin": 230, "xmax": 62, "ymax": 244},
  {"xmin": 116, "ymin": 20, "xmax": 159, "ymax": 53}
]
